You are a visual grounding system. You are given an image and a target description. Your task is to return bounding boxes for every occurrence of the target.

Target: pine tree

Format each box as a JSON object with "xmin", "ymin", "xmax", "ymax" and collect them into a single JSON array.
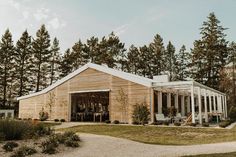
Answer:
[
  {"xmin": 149, "ymin": 34, "xmax": 165, "ymax": 76},
  {"xmin": 127, "ymin": 45, "xmax": 139, "ymax": 74},
  {"xmin": 32, "ymin": 25, "xmax": 51, "ymax": 92},
  {"xmin": 15, "ymin": 30, "xmax": 33, "ymax": 97},
  {"xmin": 191, "ymin": 12, "xmax": 228, "ymax": 89},
  {"xmin": 139, "ymin": 45, "xmax": 153, "ymax": 78},
  {"xmin": 0, "ymin": 29, "xmax": 15, "ymax": 106},
  {"xmin": 175, "ymin": 45, "xmax": 190, "ymax": 80},
  {"xmin": 84, "ymin": 36, "xmax": 100, "ymax": 64},
  {"xmin": 164, "ymin": 41, "xmax": 176, "ymax": 81},
  {"xmin": 71, "ymin": 40, "xmax": 87, "ymax": 70},
  {"xmin": 49, "ymin": 37, "xmax": 61, "ymax": 85},
  {"xmin": 59, "ymin": 49, "xmax": 74, "ymax": 78}
]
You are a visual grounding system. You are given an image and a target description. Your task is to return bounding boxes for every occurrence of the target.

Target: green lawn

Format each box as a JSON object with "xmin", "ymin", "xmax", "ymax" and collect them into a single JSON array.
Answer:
[
  {"xmin": 61, "ymin": 124, "xmax": 236, "ymax": 145},
  {"xmin": 183, "ymin": 152, "xmax": 236, "ymax": 157}
]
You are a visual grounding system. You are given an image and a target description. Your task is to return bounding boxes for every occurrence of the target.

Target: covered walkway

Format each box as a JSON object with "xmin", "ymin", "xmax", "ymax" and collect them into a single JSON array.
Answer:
[{"xmin": 152, "ymin": 80, "xmax": 227, "ymax": 124}]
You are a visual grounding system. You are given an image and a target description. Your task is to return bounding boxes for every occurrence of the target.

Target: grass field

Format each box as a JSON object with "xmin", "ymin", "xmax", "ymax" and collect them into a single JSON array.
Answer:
[
  {"xmin": 61, "ymin": 124, "xmax": 236, "ymax": 145},
  {"xmin": 183, "ymin": 152, "xmax": 236, "ymax": 157}
]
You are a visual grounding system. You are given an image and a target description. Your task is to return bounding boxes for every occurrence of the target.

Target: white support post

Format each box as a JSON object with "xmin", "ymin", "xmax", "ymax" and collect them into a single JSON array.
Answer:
[
  {"xmin": 219, "ymin": 95, "xmax": 223, "ymax": 113},
  {"xmin": 198, "ymin": 87, "xmax": 202, "ymax": 124},
  {"xmin": 209, "ymin": 91, "xmax": 212, "ymax": 113},
  {"xmin": 175, "ymin": 93, "xmax": 179, "ymax": 113},
  {"xmin": 167, "ymin": 93, "xmax": 171, "ymax": 108},
  {"xmin": 191, "ymin": 85, "xmax": 195, "ymax": 123},
  {"xmin": 181, "ymin": 95, "xmax": 185, "ymax": 116},
  {"xmin": 221, "ymin": 95, "xmax": 225, "ymax": 118},
  {"xmin": 224, "ymin": 96, "xmax": 227, "ymax": 118},
  {"xmin": 158, "ymin": 91, "xmax": 162, "ymax": 114},
  {"xmin": 213, "ymin": 93, "xmax": 216, "ymax": 113},
  {"xmin": 187, "ymin": 96, "xmax": 190, "ymax": 113},
  {"xmin": 204, "ymin": 89, "xmax": 208, "ymax": 122}
]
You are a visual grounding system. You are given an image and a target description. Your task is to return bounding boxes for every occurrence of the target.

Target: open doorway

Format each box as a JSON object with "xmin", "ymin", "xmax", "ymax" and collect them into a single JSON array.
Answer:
[{"xmin": 71, "ymin": 91, "xmax": 109, "ymax": 122}]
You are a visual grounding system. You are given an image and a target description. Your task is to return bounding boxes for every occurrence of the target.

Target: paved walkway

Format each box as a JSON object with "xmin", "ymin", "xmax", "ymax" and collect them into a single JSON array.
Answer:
[{"xmin": 53, "ymin": 133, "xmax": 236, "ymax": 157}]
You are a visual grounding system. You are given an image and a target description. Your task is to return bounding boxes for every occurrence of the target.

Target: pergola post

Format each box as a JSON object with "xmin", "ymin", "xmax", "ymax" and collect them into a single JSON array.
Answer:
[
  {"xmin": 213, "ymin": 93, "xmax": 216, "ymax": 113},
  {"xmin": 204, "ymin": 89, "xmax": 208, "ymax": 122},
  {"xmin": 175, "ymin": 93, "xmax": 179, "ymax": 113},
  {"xmin": 218, "ymin": 94, "xmax": 222, "ymax": 113},
  {"xmin": 198, "ymin": 87, "xmax": 202, "ymax": 124},
  {"xmin": 191, "ymin": 85, "xmax": 195, "ymax": 123},
  {"xmin": 224, "ymin": 96, "xmax": 227, "ymax": 118},
  {"xmin": 221, "ymin": 95, "xmax": 225, "ymax": 118},
  {"xmin": 158, "ymin": 91, "xmax": 162, "ymax": 114},
  {"xmin": 167, "ymin": 93, "xmax": 171, "ymax": 108},
  {"xmin": 187, "ymin": 96, "xmax": 190, "ymax": 113},
  {"xmin": 209, "ymin": 91, "xmax": 212, "ymax": 113},
  {"xmin": 181, "ymin": 95, "xmax": 185, "ymax": 116}
]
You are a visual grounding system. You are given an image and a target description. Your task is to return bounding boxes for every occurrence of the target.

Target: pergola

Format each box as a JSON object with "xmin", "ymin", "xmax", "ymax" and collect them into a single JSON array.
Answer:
[{"xmin": 153, "ymin": 80, "xmax": 227, "ymax": 124}]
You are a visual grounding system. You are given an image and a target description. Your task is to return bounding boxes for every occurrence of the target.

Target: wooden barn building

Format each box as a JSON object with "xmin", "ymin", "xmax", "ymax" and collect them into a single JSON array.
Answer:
[{"xmin": 17, "ymin": 63, "xmax": 228, "ymax": 124}]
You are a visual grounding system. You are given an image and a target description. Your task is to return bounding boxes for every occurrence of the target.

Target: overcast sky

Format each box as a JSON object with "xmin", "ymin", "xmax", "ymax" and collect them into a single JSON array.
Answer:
[{"xmin": 0, "ymin": 0, "xmax": 235, "ymax": 53}]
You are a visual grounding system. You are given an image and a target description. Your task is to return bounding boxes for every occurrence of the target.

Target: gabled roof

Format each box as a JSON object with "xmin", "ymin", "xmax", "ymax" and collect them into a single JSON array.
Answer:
[{"xmin": 17, "ymin": 63, "xmax": 154, "ymax": 100}]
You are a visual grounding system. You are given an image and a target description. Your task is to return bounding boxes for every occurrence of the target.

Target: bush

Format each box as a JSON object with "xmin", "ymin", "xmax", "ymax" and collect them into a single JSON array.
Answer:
[
  {"xmin": 174, "ymin": 122, "xmax": 181, "ymax": 126},
  {"xmin": 229, "ymin": 106, "xmax": 236, "ymax": 122},
  {"xmin": 113, "ymin": 120, "xmax": 119, "ymax": 124},
  {"xmin": 202, "ymin": 122, "xmax": 209, "ymax": 127},
  {"xmin": 152, "ymin": 121, "xmax": 163, "ymax": 125},
  {"xmin": 189, "ymin": 123, "xmax": 197, "ymax": 127},
  {"xmin": 33, "ymin": 123, "xmax": 54, "ymax": 136},
  {"xmin": 60, "ymin": 119, "xmax": 66, "ymax": 122},
  {"xmin": 132, "ymin": 121, "xmax": 140, "ymax": 125},
  {"xmin": 63, "ymin": 131, "xmax": 80, "ymax": 141},
  {"xmin": 163, "ymin": 121, "xmax": 169, "ymax": 126},
  {"xmin": 65, "ymin": 138, "xmax": 79, "ymax": 147},
  {"xmin": 39, "ymin": 111, "xmax": 48, "ymax": 121},
  {"xmin": 41, "ymin": 135, "xmax": 59, "ymax": 154},
  {"xmin": 2, "ymin": 141, "xmax": 18, "ymax": 152},
  {"xmin": 0, "ymin": 120, "xmax": 34, "ymax": 140},
  {"xmin": 105, "ymin": 120, "xmax": 111, "ymax": 124},
  {"xmin": 219, "ymin": 120, "xmax": 231, "ymax": 128},
  {"xmin": 11, "ymin": 146, "xmax": 37, "ymax": 157},
  {"xmin": 132, "ymin": 103, "xmax": 150, "ymax": 125},
  {"xmin": 54, "ymin": 119, "xmax": 59, "ymax": 122}
]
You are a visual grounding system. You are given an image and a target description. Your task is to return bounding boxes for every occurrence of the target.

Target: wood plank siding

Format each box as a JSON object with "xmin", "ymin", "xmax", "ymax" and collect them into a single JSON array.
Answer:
[{"xmin": 19, "ymin": 68, "xmax": 153, "ymax": 123}]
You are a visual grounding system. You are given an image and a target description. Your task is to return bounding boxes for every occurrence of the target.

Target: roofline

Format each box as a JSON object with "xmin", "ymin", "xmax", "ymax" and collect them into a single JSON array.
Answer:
[{"xmin": 17, "ymin": 63, "xmax": 153, "ymax": 100}]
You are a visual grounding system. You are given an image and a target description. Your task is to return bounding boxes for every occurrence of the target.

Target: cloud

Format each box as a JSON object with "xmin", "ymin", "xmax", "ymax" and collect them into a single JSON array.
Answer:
[
  {"xmin": 48, "ymin": 17, "xmax": 66, "ymax": 29},
  {"xmin": 114, "ymin": 23, "xmax": 130, "ymax": 36},
  {"xmin": 33, "ymin": 8, "xmax": 49, "ymax": 21},
  {"xmin": 22, "ymin": 10, "xmax": 29, "ymax": 19}
]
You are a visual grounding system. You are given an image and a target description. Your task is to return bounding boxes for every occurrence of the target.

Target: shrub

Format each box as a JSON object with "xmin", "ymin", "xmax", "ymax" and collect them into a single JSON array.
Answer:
[
  {"xmin": 105, "ymin": 120, "xmax": 111, "ymax": 124},
  {"xmin": 54, "ymin": 119, "xmax": 59, "ymax": 122},
  {"xmin": 132, "ymin": 121, "xmax": 140, "ymax": 125},
  {"xmin": 229, "ymin": 106, "xmax": 236, "ymax": 122},
  {"xmin": 63, "ymin": 131, "xmax": 80, "ymax": 141},
  {"xmin": 202, "ymin": 122, "xmax": 209, "ymax": 127},
  {"xmin": 189, "ymin": 123, "xmax": 197, "ymax": 127},
  {"xmin": 2, "ymin": 141, "xmax": 18, "ymax": 152},
  {"xmin": 113, "ymin": 120, "xmax": 120, "ymax": 124},
  {"xmin": 65, "ymin": 138, "xmax": 79, "ymax": 147},
  {"xmin": 219, "ymin": 120, "xmax": 231, "ymax": 128},
  {"xmin": 132, "ymin": 103, "xmax": 150, "ymax": 125},
  {"xmin": 41, "ymin": 135, "xmax": 59, "ymax": 154},
  {"xmin": 60, "ymin": 119, "xmax": 66, "ymax": 122},
  {"xmin": 11, "ymin": 146, "xmax": 37, "ymax": 157},
  {"xmin": 0, "ymin": 120, "xmax": 34, "ymax": 140},
  {"xmin": 174, "ymin": 122, "xmax": 181, "ymax": 126},
  {"xmin": 33, "ymin": 123, "xmax": 54, "ymax": 136},
  {"xmin": 163, "ymin": 121, "xmax": 169, "ymax": 126},
  {"xmin": 39, "ymin": 110, "xmax": 48, "ymax": 121}
]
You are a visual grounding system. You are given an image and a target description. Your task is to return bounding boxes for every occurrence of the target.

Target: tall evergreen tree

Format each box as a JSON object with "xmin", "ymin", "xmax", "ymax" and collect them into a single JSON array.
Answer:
[
  {"xmin": 0, "ymin": 29, "xmax": 15, "ymax": 106},
  {"xmin": 149, "ymin": 34, "xmax": 165, "ymax": 76},
  {"xmin": 164, "ymin": 41, "xmax": 176, "ymax": 81},
  {"xmin": 84, "ymin": 36, "xmax": 100, "ymax": 64},
  {"xmin": 191, "ymin": 12, "xmax": 228, "ymax": 89},
  {"xmin": 139, "ymin": 45, "xmax": 153, "ymax": 78},
  {"xmin": 71, "ymin": 40, "xmax": 87, "ymax": 70},
  {"xmin": 49, "ymin": 37, "xmax": 61, "ymax": 85},
  {"xmin": 175, "ymin": 45, "xmax": 190, "ymax": 80},
  {"xmin": 127, "ymin": 45, "xmax": 139, "ymax": 74},
  {"xmin": 32, "ymin": 25, "xmax": 51, "ymax": 92},
  {"xmin": 15, "ymin": 30, "xmax": 33, "ymax": 97},
  {"xmin": 59, "ymin": 49, "xmax": 74, "ymax": 77}
]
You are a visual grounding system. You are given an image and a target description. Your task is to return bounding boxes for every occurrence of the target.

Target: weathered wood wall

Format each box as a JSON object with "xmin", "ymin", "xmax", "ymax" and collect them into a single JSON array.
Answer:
[{"xmin": 19, "ymin": 68, "xmax": 153, "ymax": 123}]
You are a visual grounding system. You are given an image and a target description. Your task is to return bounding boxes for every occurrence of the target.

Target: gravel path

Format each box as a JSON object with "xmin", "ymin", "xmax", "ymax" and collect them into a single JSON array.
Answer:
[{"xmin": 52, "ymin": 133, "xmax": 236, "ymax": 157}]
